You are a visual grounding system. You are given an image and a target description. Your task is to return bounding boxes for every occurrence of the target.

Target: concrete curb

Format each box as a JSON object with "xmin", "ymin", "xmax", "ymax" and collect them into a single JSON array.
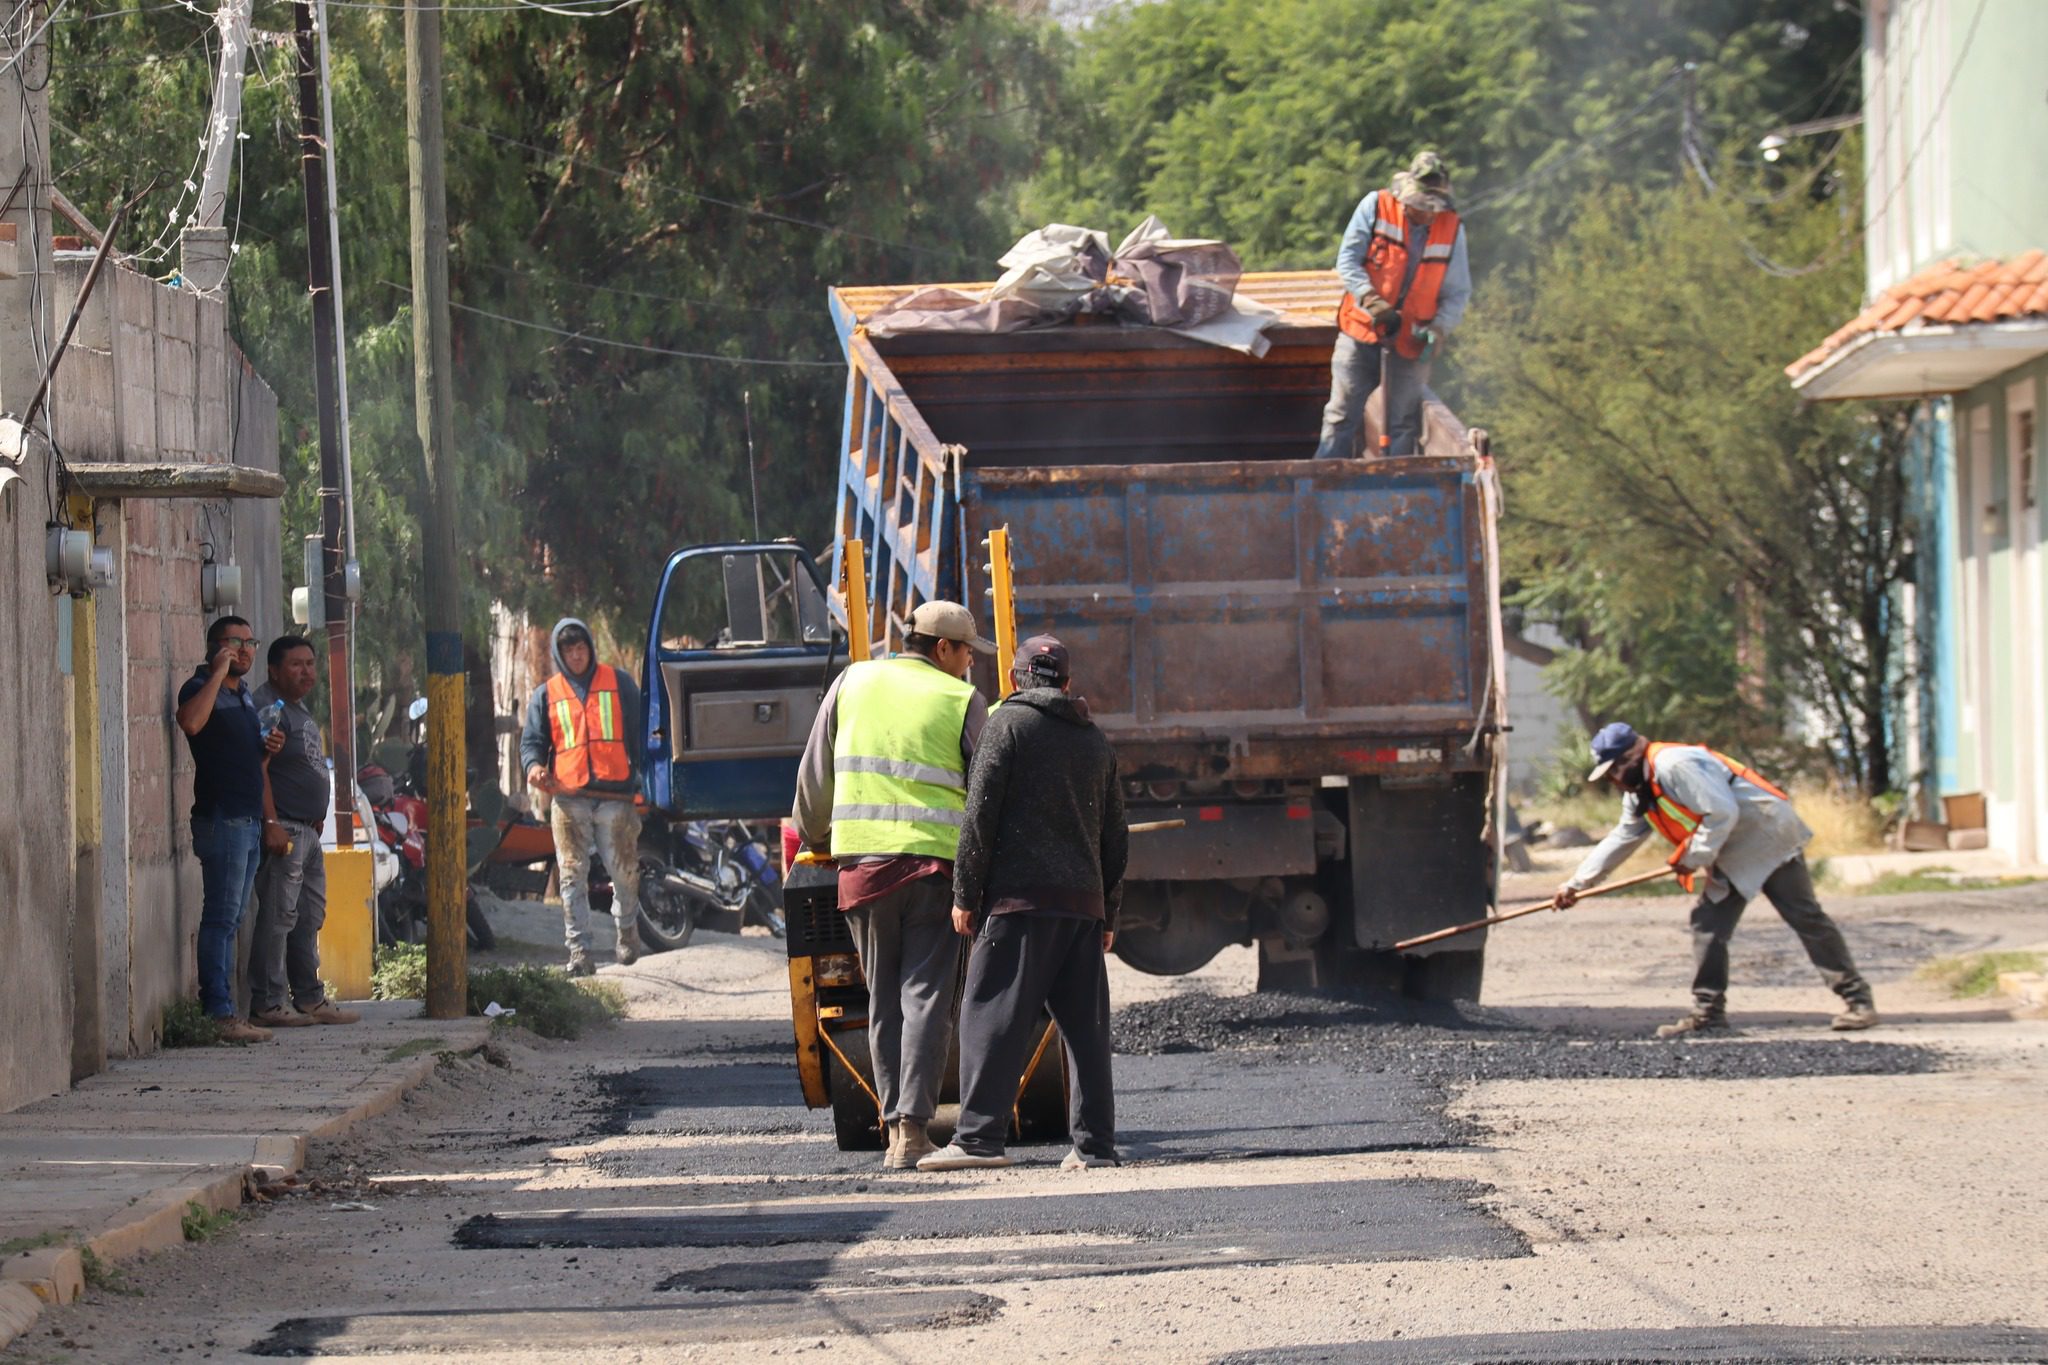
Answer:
[{"xmin": 0, "ymin": 1042, "xmax": 472, "ymax": 1351}]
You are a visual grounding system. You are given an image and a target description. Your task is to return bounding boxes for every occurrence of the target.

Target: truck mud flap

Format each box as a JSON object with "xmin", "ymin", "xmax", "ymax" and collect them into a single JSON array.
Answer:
[{"xmin": 1347, "ymin": 773, "xmax": 1493, "ymax": 952}]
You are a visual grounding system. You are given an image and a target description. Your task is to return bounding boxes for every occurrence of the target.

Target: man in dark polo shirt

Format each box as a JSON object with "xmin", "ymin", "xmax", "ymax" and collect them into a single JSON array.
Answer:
[
  {"xmin": 175, "ymin": 615, "xmax": 286, "ymax": 1044},
  {"xmin": 249, "ymin": 636, "xmax": 361, "ymax": 1029}
]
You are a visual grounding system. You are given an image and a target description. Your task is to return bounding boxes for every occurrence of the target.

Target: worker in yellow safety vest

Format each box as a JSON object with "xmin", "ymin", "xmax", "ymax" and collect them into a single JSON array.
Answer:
[
  {"xmin": 521, "ymin": 618, "xmax": 649, "ymax": 975},
  {"xmin": 1315, "ymin": 149, "xmax": 1472, "ymax": 460},
  {"xmin": 794, "ymin": 600, "xmax": 994, "ymax": 1170},
  {"xmin": 1556, "ymin": 722, "xmax": 1878, "ymax": 1037}
]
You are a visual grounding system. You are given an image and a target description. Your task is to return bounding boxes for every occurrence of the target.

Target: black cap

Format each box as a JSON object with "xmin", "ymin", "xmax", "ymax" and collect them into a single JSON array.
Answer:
[{"xmin": 1011, "ymin": 633, "xmax": 1070, "ymax": 688}]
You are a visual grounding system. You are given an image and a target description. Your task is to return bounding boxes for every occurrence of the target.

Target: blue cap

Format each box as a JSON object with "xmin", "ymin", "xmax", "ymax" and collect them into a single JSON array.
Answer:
[{"xmin": 1586, "ymin": 722, "xmax": 1640, "ymax": 782}]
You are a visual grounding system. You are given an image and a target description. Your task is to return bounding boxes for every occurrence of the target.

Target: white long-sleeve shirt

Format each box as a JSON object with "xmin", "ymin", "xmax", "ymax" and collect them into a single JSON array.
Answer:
[{"xmin": 1567, "ymin": 745, "xmax": 1812, "ymax": 901}]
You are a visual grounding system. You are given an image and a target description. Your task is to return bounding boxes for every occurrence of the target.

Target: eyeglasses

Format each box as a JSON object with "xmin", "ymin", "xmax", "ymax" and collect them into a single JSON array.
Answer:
[{"xmin": 220, "ymin": 636, "xmax": 259, "ymax": 650}]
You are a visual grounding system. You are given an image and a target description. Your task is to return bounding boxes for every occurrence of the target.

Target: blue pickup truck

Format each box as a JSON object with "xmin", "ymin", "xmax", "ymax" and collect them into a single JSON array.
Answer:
[{"xmin": 645, "ymin": 270, "xmax": 1505, "ymax": 1001}]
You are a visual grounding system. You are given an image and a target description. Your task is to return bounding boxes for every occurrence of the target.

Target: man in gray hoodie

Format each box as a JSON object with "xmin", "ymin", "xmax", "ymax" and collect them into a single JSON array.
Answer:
[
  {"xmin": 520, "ymin": 618, "xmax": 648, "ymax": 974},
  {"xmin": 920, "ymin": 635, "xmax": 1127, "ymax": 1172}
]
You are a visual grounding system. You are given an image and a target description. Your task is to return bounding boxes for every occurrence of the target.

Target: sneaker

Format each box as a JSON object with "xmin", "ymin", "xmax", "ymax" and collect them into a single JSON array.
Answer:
[
  {"xmin": 566, "ymin": 954, "xmax": 595, "ymax": 978},
  {"xmin": 916, "ymin": 1142, "xmax": 1010, "ymax": 1172},
  {"xmin": 885, "ymin": 1119, "xmax": 939, "ymax": 1170},
  {"xmin": 300, "ymin": 1001, "xmax": 361, "ymax": 1025},
  {"xmin": 1654, "ymin": 1009, "xmax": 1729, "ymax": 1039},
  {"xmin": 250, "ymin": 1007, "xmax": 316, "ymax": 1029},
  {"xmin": 1061, "ymin": 1147, "xmax": 1121, "ymax": 1170},
  {"xmin": 1831, "ymin": 1001, "xmax": 1880, "ymax": 1032},
  {"xmin": 218, "ymin": 1018, "xmax": 273, "ymax": 1044}
]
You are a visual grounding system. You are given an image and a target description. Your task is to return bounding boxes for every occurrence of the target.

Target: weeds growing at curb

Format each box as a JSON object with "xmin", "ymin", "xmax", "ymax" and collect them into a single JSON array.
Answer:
[
  {"xmin": 0, "ymin": 1230, "xmax": 66, "ymax": 1257},
  {"xmin": 180, "ymin": 1202, "xmax": 238, "ymax": 1243},
  {"xmin": 467, "ymin": 964, "xmax": 626, "ymax": 1040},
  {"xmin": 159, "ymin": 999, "xmax": 222, "ymax": 1048},
  {"xmin": 1851, "ymin": 867, "xmax": 2044, "ymax": 897},
  {"xmin": 1918, "ymin": 949, "xmax": 2048, "ymax": 998},
  {"xmin": 79, "ymin": 1247, "xmax": 137, "ymax": 1295},
  {"xmin": 372, "ymin": 943, "xmax": 429, "ymax": 1001},
  {"xmin": 381, "ymin": 1036, "xmax": 447, "ymax": 1064}
]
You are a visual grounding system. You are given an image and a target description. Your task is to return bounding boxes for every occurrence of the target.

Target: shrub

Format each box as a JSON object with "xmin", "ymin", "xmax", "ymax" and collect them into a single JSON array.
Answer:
[
  {"xmin": 160, "ymin": 999, "xmax": 222, "ymax": 1048},
  {"xmin": 466, "ymin": 964, "xmax": 626, "ymax": 1040},
  {"xmin": 372, "ymin": 943, "xmax": 429, "ymax": 1001},
  {"xmin": 1916, "ymin": 950, "xmax": 2046, "ymax": 997}
]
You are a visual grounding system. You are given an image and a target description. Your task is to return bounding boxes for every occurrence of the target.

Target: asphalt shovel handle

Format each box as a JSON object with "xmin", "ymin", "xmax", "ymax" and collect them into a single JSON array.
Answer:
[{"xmin": 1392, "ymin": 866, "xmax": 1678, "ymax": 951}]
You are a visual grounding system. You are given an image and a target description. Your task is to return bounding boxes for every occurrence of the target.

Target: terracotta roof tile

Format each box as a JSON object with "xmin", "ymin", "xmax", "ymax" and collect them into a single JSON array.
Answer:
[{"xmin": 1787, "ymin": 251, "xmax": 2048, "ymax": 378}]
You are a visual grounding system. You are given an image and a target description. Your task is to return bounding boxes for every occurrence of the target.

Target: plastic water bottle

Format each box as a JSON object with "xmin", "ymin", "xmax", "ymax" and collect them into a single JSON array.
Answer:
[{"xmin": 258, "ymin": 700, "xmax": 286, "ymax": 738}]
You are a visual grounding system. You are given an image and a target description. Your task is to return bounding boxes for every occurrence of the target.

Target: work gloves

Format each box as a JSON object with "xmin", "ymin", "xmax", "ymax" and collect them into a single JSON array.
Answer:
[{"xmin": 1355, "ymin": 288, "xmax": 1401, "ymax": 333}]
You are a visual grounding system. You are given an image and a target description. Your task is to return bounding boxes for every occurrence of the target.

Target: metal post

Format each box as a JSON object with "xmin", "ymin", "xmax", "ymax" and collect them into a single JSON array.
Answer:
[
  {"xmin": 406, "ymin": 0, "xmax": 465, "ymax": 1018},
  {"xmin": 295, "ymin": 2, "xmax": 354, "ymax": 848},
  {"xmin": 843, "ymin": 537, "xmax": 870, "ymax": 664},
  {"xmin": 984, "ymin": 525, "xmax": 1017, "ymax": 697}
]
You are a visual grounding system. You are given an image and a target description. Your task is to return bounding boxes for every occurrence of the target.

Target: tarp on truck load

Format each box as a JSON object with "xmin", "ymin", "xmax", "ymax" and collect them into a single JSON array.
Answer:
[{"xmin": 863, "ymin": 216, "xmax": 1287, "ymax": 356}]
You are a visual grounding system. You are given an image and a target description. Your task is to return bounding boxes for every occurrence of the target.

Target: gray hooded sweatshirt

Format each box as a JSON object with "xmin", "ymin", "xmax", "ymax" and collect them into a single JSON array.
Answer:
[{"xmin": 519, "ymin": 616, "xmax": 646, "ymax": 796}]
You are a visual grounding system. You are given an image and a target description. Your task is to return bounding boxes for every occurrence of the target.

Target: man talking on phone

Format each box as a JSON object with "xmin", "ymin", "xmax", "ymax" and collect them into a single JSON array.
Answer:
[{"xmin": 175, "ymin": 615, "xmax": 287, "ymax": 1043}]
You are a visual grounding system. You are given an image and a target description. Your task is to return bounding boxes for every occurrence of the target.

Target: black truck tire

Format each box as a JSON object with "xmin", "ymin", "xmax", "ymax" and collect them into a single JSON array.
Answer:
[{"xmin": 1404, "ymin": 948, "xmax": 1485, "ymax": 1003}]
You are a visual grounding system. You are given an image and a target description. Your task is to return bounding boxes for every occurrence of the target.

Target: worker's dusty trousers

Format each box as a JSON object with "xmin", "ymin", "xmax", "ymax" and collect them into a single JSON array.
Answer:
[
  {"xmin": 953, "ymin": 913, "xmax": 1117, "ymax": 1160},
  {"xmin": 1689, "ymin": 854, "xmax": 1873, "ymax": 1011},
  {"xmin": 1314, "ymin": 332, "xmax": 1424, "ymax": 458},
  {"xmin": 844, "ymin": 876, "xmax": 961, "ymax": 1124}
]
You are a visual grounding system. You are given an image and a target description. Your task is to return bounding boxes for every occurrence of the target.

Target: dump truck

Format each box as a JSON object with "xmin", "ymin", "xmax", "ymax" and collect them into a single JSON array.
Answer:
[{"xmin": 823, "ymin": 269, "xmax": 1507, "ymax": 999}]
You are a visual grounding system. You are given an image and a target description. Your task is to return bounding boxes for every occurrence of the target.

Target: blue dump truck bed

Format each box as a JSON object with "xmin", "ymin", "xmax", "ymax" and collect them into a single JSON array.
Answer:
[{"xmin": 822, "ymin": 272, "xmax": 1505, "ymax": 996}]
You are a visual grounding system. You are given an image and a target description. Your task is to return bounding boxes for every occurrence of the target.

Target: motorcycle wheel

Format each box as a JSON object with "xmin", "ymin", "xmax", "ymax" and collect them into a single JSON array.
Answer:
[
  {"xmin": 377, "ymin": 886, "xmax": 422, "ymax": 946},
  {"xmin": 635, "ymin": 856, "xmax": 699, "ymax": 952},
  {"xmin": 465, "ymin": 887, "xmax": 498, "ymax": 951}
]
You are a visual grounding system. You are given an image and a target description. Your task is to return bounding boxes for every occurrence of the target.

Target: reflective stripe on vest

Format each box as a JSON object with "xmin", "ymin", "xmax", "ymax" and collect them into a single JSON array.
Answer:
[
  {"xmin": 546, "ymin": 664, "xmax": 633, "ymax": 790},
  {"xmin": 830, "ymin": 656, "xmax": 975, "ymax": 860},
  {"xmin": 1336, "ymin": 189, "xmax": 1462, "ymax": 360},
  {"xmin": 1642, "ymin": 742, "xmax": 1790, "ymax": 886}
]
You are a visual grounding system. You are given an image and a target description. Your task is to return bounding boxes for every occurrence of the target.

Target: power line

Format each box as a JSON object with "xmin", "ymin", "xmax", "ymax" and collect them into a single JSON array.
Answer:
[
  {"xmin": 456, "ymin": 122, "xmax": 981, "ymax": 269},
  {"xmin": 377, "ymin": 277, "xmax": 843, "ymax": 368}
]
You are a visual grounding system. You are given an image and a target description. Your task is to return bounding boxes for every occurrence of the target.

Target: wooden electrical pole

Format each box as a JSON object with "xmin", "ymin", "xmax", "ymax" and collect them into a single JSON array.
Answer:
[
  {"xmin": 406, "ymin": 0, "xmax": 465, "ymax": 1018},
  {"xmin": 294, "ymin": 1, "xmax": 355, "ymax": 848}
]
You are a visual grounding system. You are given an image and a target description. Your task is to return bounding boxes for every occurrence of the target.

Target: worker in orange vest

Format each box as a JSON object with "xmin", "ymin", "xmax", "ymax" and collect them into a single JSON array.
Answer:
[
  {"xmin": 519, "ymin": 618, "xmax": 649, "ymax": 975},
  {"xmin": 1315, "ymin": 149, "xmax": 1471, "ymax": 460},
  {"xmin": 1556, "ymin": 723, "xmax": 1878, "ymax": 1037}
]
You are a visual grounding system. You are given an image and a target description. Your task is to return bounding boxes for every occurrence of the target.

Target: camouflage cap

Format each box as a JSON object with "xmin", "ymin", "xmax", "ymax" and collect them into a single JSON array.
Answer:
[
  {"xmin": 1391, "ymin": 149, "xmax": 1456, "ymax": 215},
  {"xmin": 1408, "ymin": 149, "xmax": 1451, "ymax": 189}
]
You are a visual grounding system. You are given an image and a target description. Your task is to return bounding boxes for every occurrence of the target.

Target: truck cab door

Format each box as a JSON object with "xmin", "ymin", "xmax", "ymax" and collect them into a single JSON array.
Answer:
[{"xmin": 644, "ymin": 543, "xmax": 843, "ymax": 820}]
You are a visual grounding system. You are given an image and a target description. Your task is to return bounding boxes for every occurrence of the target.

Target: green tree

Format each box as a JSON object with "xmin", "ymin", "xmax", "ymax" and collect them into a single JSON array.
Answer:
[{"xmin": 1461, "ymin": 180, "xmax": 1912, "ymax": 793}]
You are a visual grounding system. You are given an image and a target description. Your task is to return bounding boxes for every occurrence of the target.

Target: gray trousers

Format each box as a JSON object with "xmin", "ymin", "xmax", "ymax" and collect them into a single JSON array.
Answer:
[
  {"xmin": 1691, "ymin": 854, "xmax": 1873, "ymax": 1011},
  {"xmin": 552, "ymin": 794, "xmax": 643, "ymax": 957},
  {"xmin": 251, "ymin": 819, "xmax": 328, "ymax": 1013},
  {"xmin": 844, "ymin": 876, "xmax": 960, "ymax": 1124},
  {"xmin": 1315, "ymin": 332, "xmax": 1424, "ymax": 459},
  {"xmin": 955, "ymin": 913, "xmax": 1116, "ymax": 1160}
]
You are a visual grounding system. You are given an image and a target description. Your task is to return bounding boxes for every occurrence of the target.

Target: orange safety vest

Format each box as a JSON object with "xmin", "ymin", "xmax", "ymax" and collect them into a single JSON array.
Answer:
[
  {"xmin": 1336, "ymin": 189, "xmax": 1463, "ymax": 360},
  {"xmin": 546, "ymin": 665, "xmax": 632, "ymax": 790},
  {"xmin": 1641, "ymin": 742, "xmax": 1790, "ymax": 890}
]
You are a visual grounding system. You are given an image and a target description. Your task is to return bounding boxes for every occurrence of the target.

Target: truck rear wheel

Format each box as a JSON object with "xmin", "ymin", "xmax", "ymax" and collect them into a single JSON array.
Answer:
[{"xmin": 1404, "ymin": 949, "xmax": 1485, "ymax": 1003}]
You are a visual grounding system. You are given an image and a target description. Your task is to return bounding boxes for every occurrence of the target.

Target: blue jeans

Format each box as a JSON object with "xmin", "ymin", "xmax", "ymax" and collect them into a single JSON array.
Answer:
[
  {"xmin": 1314, "ymin": 332, "xmax": 1424, "ymax": 458},
  {"xmin": 193, "ymin": 815, "xmax": 263, "ymax": 1019}
]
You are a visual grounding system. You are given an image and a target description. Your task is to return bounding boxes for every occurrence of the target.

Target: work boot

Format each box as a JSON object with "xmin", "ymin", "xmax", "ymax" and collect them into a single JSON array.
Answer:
[
  {"xmin": 1831, "ymin": 1001, "xmax": 1880, "ymax": 1031},
  {"xmin": 614, "ymin": 935, "xmax": 643, "ymax": 967},
  {"xmin": 218, "ymin": 1018, "xmax": 273, "ymax": 1044},
  {"xmin": 886, "ymin": 1119, "xmax": 939, "ymax": 1170},
  {"xmin": 250, "ymin": 1006, "xmax": 316, "ymax": 1029},
  {"xmin": 917, "ymin": 1142, "xmax": 1010, "ymax": 1172},
  {"xmin": 1654, "ymin": 1008, "xmax": 1729, "ymax": 1039},
  {"xmin": 300, "ymin": 1000, "xmax": 362, "ymax": 1025},
  {"xmin": 1061, "ymin": 1147, "xmax": 1121, "ymax": 1171},
  {"xmin": 566, "ymin": 953, "xmax": 595, "ymax": 978}
]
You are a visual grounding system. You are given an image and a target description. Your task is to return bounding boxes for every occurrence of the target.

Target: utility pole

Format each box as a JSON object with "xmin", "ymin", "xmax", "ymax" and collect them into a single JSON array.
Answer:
[
  {"xmin": 406, "ymin": 0, "xmax": 465, "ymax": 1018},
  {"xmin": 181, "ymin": 0, "xmax": 250, "ymax": 292},
  {"xmin": 294, "ymin": 1, "xmax": 355, "ymax": 847}
]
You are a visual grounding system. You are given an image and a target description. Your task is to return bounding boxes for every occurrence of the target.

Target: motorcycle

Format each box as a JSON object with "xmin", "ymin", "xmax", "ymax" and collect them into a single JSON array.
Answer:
[
  {"xmin": 360, "ymin": 700, "xmax": 497, "ymax": 950},
  {"xmin": 594, "ymin": 817, "xmax": 786, "ymax": 951}
]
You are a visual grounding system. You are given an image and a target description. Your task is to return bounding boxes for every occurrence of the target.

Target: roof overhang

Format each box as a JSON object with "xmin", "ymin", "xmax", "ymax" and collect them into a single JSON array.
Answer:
[
  {"xmin": 64, "ymin": 462, "xmax": 285, "ymax": 499},
  {"xmin": 1791, "ymin": 319, "xmax": 2048, "ymax": 401}
]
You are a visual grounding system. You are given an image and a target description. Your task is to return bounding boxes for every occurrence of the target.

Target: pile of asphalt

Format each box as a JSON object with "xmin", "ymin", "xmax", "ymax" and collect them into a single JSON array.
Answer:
[{"xmin": 1112, "ymin": 989, "xmax": 1947, "ymax": 1085}]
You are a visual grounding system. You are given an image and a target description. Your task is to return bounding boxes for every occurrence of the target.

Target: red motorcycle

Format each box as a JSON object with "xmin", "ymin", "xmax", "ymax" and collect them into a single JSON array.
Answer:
[{"xmin": 359, "ymin": 760, "xmax": 497, "ymax": 950}]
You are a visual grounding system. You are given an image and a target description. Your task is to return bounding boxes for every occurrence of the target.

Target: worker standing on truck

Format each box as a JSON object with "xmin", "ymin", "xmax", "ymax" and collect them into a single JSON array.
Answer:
[
  {"xmin": 1314, "ymin": 149, "xmax": 1471, "ymax": 460},
  {"xmin": 521, "ymin": 618, "xmax": 650, "ymax": 976},
  {"xmin": 794, "ymin": 600, "xmax": 993, "ymax": 1170},
  {"xmin": 921, "ymin": 635, "xmax": 1128, "ymax": 1172},
  {"xmin": 1556, "ymin": 723, "xmax": 1879, "ymax": 1037}
]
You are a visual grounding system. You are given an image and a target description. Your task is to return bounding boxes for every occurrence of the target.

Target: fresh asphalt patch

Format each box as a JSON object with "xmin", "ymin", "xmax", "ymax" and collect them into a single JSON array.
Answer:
[
  {"xmin": 1214, "ymin": 1323, "xmax": 2048, "ymax": 1364},
  {"xmin": 247, "ymin": 1290, "xmax": 1001, "ymax": 1355},
  {"xmin": 454, "ymin": 1177, "xmax": 1526, "ymax": 1262}
]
